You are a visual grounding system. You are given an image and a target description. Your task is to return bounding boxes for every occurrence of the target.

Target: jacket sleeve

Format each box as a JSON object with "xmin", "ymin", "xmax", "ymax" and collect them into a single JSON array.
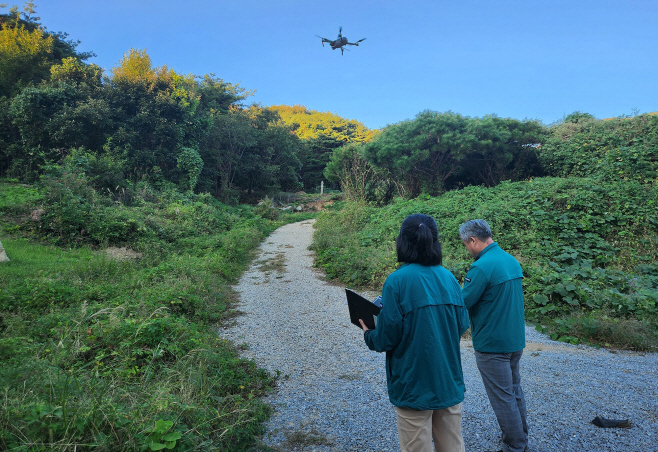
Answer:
[
  {"xmin": 363, "ymin": 278, "xmax": 403, "ymax": 352},
  {"xmin": 458, "ymin": 304, "xmax": 470, "ymax": 336},
  {"xmin": 462, "ymin": 266, "xmax": 487, "ymax": 310}
]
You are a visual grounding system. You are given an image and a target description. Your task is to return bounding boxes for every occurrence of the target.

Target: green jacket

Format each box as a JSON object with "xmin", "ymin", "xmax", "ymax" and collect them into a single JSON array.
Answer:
[
  {"xmin": 364, "ymin": 263, "xmax": 469, "ymax": 410},
  {"xmin": 462, "ymin": 242, "xmax": 526, "ymax": 353}
]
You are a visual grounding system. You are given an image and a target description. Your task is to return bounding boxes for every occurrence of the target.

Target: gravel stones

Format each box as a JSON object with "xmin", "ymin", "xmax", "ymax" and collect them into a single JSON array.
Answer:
[{"xmin": 219, "ymin": 220, "xmax": 658, "ymax": 452}]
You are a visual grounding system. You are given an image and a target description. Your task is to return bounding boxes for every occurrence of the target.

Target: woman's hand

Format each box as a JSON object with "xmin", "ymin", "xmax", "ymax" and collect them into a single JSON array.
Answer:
[{"xmin": 358, "ymin": 319, "xmax": 369, "ymax": 332}]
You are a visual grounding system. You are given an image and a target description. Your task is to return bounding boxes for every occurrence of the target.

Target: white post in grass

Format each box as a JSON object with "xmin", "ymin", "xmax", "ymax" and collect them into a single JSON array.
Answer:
[
  {"xmin": 0, "ymin": 239, "xmax": 9, "ymax": 262},
  {"xmin": 321, "ymin": 180, "xmax": 324, "ymax": 195}
]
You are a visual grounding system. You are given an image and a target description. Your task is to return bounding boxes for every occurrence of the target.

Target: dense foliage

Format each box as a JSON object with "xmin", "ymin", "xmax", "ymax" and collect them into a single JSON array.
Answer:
[
  {"xmin": 268, "ymin": 105, "xmax": 376, "ymax": 192},
  {"xmin": 0, "ymin": 1, "xmax": 93, "ymax": 98},
  {"xmin": 0, "ymin": 175, "xmax": 314, "ymax": 450},
  {"xmin": 312, "ymin": 176, "xmax": 658, "ymax": 350},
  {"xmin": 1, "ymin": 5, "xmax": 374, "ymax": 203},
  {"xmin": 324, "ymin": 110, "xmax": 546, "ymax": 202},
  {"xmin": 2, "ymin": 2, "xmax": 657, "ymax": 450},
  {"xmin": 539, "ymin": 113, "xmax": 658, "ymax": 184}
]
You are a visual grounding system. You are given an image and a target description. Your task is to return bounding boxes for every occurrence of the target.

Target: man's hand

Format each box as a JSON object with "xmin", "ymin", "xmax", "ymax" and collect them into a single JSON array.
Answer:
[{"xmin": 358, "ymin": 319, "xmax": 369, "ymax": 332}]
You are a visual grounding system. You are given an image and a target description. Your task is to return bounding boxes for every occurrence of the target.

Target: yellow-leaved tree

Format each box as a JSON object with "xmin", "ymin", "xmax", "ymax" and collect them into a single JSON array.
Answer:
[{"xmin": 0, "ymin": 4, "xmax": 54, "ymax": 96}]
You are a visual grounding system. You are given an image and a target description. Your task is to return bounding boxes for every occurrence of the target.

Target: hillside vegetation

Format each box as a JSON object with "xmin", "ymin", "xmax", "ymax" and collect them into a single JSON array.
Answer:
[
  {"xmin": 267, "ymin": 105, "xmax": 375, "ymax": 191},
  {"xmin": 0, "ymin": 6, "xmax": 375, "ymax": 203},
  {"xmin": 0, "ymin": 170, "xmax": 314, "ymax": 449},
  {"xmin": 313, "ymin": 113, "xmax": 658, "ymax": 350}
]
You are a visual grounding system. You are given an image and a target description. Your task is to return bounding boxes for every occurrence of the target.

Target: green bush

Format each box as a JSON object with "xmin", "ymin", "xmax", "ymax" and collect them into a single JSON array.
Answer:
[
  {"xmin": 312, "ymin": 177, "xmax": 658, "ymax": 350},
  {"xmin": 540, "ymin": 113, "xmax": 658, "ymax": 184},
  {"xmin": 61, "ymin": 147, "xmax": 128, "ymax": 193},
  {"xmin": 0, "ymin": 179, "xmax": 43, "ymax": 217},
  {"xmin": 253, "ymin": 196, "xmax": 280, "ymax": 221}
]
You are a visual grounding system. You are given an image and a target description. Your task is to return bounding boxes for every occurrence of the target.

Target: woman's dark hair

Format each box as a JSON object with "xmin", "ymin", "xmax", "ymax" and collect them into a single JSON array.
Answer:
[{"xmin": 396, "ymin": 213, "xmax": 442, "ymax": 266}]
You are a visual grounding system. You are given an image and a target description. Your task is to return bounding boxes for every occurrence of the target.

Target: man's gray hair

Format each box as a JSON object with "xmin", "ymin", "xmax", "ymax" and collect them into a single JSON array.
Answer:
[{"xmin": 459, "ymin": 219, "xmax": 492, "ymax": 241}]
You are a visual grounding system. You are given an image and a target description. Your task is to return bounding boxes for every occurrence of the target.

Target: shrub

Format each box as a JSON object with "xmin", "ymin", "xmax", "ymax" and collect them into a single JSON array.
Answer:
[
  {"xmin": 312, "ymin": 177, "xmax": 658, "ymax": 349},
  {"xmin": 540, "ymin": 113, "xmax": 658, "ymax": 184}
]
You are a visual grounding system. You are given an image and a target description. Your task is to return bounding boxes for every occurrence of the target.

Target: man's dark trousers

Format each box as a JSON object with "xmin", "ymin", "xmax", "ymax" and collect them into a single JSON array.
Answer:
[{"xmin": 475, "ymin": 350, "xmax": 528, "ymax": 452}]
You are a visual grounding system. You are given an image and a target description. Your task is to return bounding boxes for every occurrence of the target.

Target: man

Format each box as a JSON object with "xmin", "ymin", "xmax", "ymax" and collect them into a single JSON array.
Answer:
[{"xmin": 459, "ymin": 219, "xmax": 528, "ymax": 452}]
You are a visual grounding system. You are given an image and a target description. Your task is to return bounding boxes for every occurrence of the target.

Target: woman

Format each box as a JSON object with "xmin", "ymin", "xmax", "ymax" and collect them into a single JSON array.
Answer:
[{"xmin": 360, "ymin": 213, "xmax": 469, "ymax": 452}]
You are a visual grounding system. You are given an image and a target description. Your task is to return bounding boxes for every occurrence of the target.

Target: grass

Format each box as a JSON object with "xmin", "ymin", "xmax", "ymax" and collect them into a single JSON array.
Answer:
[
  {"xmin": 282, "ymin": 427, "xmax": 333, "ymax": 450},
  {"xmin": 0, "ymin": 180, "xmax": 318, "ymax": 451},
  {"xmin": 255, "ymin": 253, "xmax": 287, "ymax": 275},
  {"xmin": 0, "ymin": 233, "xmax": 275, "ymax": 450}
]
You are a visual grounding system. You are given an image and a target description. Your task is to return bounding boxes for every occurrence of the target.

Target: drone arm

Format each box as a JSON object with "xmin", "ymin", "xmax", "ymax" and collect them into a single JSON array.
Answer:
[{"xmin": 346, "ymin": 38, "xmax": 366, "ymax": 46}]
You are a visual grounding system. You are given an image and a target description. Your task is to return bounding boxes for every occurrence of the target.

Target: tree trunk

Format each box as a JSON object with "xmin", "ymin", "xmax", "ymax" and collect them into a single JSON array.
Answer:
[{"xmin": 0, "ymin": 239, "xmax": 9, "ymax": 262}]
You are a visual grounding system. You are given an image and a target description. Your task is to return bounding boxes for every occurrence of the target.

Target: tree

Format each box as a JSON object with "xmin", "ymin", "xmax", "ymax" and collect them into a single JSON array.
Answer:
[
  {"xmin": 324, "ymin": 143, "xmax": 394, "ymax": 203},
  {"xmin": 0, "ymin": 8, "xmax": 54, "ymax": 97},
  {"xmin": 7, "ymin": 83, "xmax": 78, "ymax": 179},
  {"xmin": 6, "ymin": 69, "xmax": 113, "ymax": 179},
  {"xmin": 347, "ymin": 111, "xmax": 546, "ymax": 199},
  {"xmin": 0, "ymin": 2, "xmax": 94, "ymax": 97},
  {"xmin": 269, "ymin": 105, "xmax": 372, "ymax": 141},
  {"xmin": 268, "ymin": 105, "xmax": 375, "ymax": 190},
  {"xmin": 0, "ymin": 3, "xmax": 101, "ymax": 178},
  {"xmin": 199, "ymin": 108, "xmax": 257, "ymax": 200},
  {"xmin": 563, "ymin": 111, "xmax": 595, "ymax": 124},
  {"xmin": 196, "ymin": 73, "xmax": 252, "ymax": 114},
  {"xmin": 239, "ymin": 108, "xmax": 302, "ymax": 195},
  {"xmin": 298, "ymin": 134, "xmax": 345, "ymax": 191},
  {"xmin": 50, "ymin": 56, "xmax": 102, "ymax": 86},
  {"xmin": 363, "ymin": 111, "xmax": 473, "ymax": 197},
  {"xmin": 456, "ymin": 115, "xmax": 545, "ymax": 187},
  {"xmin": 177, "ymin": 147, "xmax": 204, "ymax": 192},
  {"xmin": 198, "ymin": 106, "xmax": 303, "ymax": 200},
  {"xmin": 109, "ymin": 48, "xmax": 154, "ymax": 83},
  {"xmin": 106, "ymin": 48, "xmax": 199, "ymax": 182}
]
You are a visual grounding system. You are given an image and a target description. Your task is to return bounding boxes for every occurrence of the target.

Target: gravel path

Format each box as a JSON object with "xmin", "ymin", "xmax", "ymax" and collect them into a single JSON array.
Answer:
[{"xmin": 219, "ymin": 220, "xmax": 658, "ymax": 452}]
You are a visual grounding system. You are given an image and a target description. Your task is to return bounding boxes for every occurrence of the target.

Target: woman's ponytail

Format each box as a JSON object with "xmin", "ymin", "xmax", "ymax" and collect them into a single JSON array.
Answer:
[{"xmin": 416, "ymin": 223, "xmax": 435, "ymax": 262}]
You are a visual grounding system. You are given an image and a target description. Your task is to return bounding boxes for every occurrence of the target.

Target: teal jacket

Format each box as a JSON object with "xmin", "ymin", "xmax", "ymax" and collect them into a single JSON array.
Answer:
[
  {"xmin": 462, "ymin": 242, "xmax": 526, "ymax": 353},
  {"xmin": 364, "ymin": 263, "xmax": 469, "ymax": 410}
]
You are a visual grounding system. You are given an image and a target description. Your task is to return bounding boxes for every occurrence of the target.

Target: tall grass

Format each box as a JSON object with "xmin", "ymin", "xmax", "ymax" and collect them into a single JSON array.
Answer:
[{"xmin": 0, "ymin": 179, "xmax": 314, "ymax": 451}]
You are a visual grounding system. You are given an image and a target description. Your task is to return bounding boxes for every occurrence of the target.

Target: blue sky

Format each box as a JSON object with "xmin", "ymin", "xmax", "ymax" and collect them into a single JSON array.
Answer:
[{"xmin": 22, "ymin": 0, "xmax": 658, "ymax": 129}]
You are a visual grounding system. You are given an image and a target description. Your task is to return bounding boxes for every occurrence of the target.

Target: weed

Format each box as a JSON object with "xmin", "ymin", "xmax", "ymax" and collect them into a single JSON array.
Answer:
[
  {"xmin": 255, "ymin": 253, "xmax": 286, "ymax": 274},
  {"xmin": 283, "ymin": 427, "xmax": 333, "ymax": 449},
  {"xmin": 338, "ymin": 373, "xmax": 361, "ymax": 381}
]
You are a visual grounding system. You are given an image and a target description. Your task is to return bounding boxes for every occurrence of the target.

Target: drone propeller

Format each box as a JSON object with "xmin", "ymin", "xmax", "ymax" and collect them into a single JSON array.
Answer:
[
  {"xmin": 356, "ymin": 38, "xmax": 366, "ymax": 43},
  {"xmin": 338, "ymin": 26, "xmax": 342, "ymax": 38}
]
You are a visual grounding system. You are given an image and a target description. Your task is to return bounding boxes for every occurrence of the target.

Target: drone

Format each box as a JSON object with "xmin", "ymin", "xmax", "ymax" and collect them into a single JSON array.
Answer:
[{"xmin": 316, "ymin": 27, "xmax": 366, "ymax": 55}]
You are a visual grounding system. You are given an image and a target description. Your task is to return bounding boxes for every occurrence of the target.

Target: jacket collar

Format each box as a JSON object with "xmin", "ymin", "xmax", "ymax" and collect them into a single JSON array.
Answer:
[{"xmin": 475, "ymin": 242, "xmax": 499, "ymax": 261}]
